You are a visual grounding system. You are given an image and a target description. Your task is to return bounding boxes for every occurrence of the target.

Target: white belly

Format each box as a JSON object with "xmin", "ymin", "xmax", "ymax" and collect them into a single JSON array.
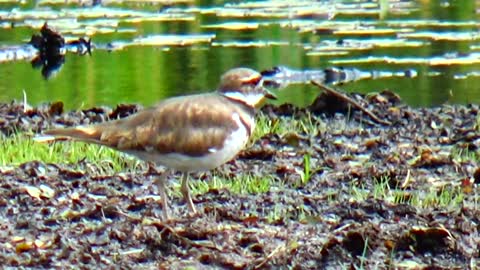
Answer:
[{"xmin": 126, "ymin": 113, "xmax": 253, "ymax": 172}]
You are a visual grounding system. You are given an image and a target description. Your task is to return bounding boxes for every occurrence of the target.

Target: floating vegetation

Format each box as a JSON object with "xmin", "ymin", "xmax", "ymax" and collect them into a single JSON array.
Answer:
[
  {"xmin": 200, "ymin": 1, "xmax": 333, "ymax": 19},
  {"xmin": 331, "ymin": 52, "xmax": 480, "ymax": 66},
  {"xmin": 37, "ymin": 0, "xmax": 193, "ymax": 5},
  {"xmin": 0, "ymin": 6, "xmax": 193, "ymax": 35},
  {"xmin": 0, "ymin": 45, "xmax": 37, "ymax": 63},
  {"xmin": 332, "ymin": 27, "xmax": 414, "ymax": 36},
  {"xmin": 0, "ymin": 0, "xmax": 480, "ymax": 107},
  {"xmin": 211, "ymin": 40, "xmax": 288, "ymax": 48},
  {"xmin": 104, "ymin": 33, "xmax": 215, "ymax": 50},
  {"xmin": 386, "ymin": 19, "xmax": 480, "ymax": 28},
  {"xmin": 399, "ymin": 31, "xmax": 480, "ymax": 41},
  {"xmin": 306, "ymin": 38, "xmax": 426, "ymax": 55},
  {"xmin": 453, "ymin": 71, "xmax": 480, "ymax": 80},
  {"xmin": 132, "ymin": 34, "xmax": 215, "ymax": 46},
  {"xmin": 202, "ymin": 21, "xmax": 262, "ymax": 30},
  {"xmin": 285, "ymin": 20, "xmax": 416, "ymax": 34}
]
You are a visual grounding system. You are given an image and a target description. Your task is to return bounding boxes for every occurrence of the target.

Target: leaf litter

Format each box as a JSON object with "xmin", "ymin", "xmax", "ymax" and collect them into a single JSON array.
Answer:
[
  {"xmin": 0, "ymin": 0, "xmax": 480, "ymax": 268},
  {"xmin": 1, "ymin": 86, "xmax": 480, "ymax": 268}
]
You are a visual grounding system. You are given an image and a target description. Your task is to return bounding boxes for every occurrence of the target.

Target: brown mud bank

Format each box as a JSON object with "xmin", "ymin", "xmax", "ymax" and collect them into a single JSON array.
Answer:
[{"xmin": 0, "ymin": 93, "xmax": 479, "ymax": 269}]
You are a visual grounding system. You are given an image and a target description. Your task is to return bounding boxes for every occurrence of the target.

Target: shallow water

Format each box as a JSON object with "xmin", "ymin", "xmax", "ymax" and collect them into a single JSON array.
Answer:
[{"xmin": 0, "ymin": 0, "xmax": 479, "ymax": 109}]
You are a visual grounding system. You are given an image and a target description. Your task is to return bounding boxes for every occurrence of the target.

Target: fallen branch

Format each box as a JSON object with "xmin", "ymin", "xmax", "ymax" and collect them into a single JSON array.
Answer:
[{"xmin": 311, "ymin": 80, "xmax": 392, "ymax": 126}]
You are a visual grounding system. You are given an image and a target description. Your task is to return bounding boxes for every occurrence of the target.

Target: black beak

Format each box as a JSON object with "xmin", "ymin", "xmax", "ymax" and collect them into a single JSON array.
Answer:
[
  {"xmin": 257, "ymin": 78, "xmax": 277, "ymax": 100},
  {"xmin": 264, "ymin": 90, "xmax": 277, "ymax": 100}
]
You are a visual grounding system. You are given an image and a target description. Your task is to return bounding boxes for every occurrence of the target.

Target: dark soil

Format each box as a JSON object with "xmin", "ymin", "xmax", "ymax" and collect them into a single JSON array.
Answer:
[{"xmin": 1, "ymin": 93, "xmax": 480, "ymax": 269}]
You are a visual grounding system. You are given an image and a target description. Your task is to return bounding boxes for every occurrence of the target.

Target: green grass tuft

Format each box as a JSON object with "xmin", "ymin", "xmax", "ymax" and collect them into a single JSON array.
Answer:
[
  {"xmin": 251, "ymin": 112, "xmax": 326, "ymax": 142},
  {"xmin": 349, "ymin": 176, "xmax": 465, "ymax": 209},
  {"xmin": 0, "ymin": 133, "xmax": 140, "ymax": 173},
  {"xmin": 192, "ymin": 173, "xmax": 275, "ymax": 195}
]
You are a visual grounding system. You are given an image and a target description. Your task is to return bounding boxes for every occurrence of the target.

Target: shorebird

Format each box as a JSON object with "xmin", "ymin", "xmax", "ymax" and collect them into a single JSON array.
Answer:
[{"xmin": 43, "ymin": 67, "xmax": 276, "ymax": 220}]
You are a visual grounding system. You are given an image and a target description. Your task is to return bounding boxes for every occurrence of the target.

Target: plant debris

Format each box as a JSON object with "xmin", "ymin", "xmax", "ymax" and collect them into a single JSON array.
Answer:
[{"xmin": 1, "ymin": 92, "xmax": 480, "ymax": 268}]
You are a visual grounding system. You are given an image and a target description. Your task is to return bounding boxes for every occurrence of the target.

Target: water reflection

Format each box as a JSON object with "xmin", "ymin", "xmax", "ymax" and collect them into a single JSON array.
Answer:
[
  {"xmin": 0, "ymin": 0, "xmax": 479, "ymax": 108},
  {"xmin": 0, "ymin": 23, "xmax": 91, "ymax": 79}
]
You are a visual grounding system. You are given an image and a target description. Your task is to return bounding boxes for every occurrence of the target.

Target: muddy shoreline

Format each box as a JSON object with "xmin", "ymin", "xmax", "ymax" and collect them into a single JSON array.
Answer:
[{"xmin": 1, "ymin": 95, "xmax": 479, "ymax": 269}]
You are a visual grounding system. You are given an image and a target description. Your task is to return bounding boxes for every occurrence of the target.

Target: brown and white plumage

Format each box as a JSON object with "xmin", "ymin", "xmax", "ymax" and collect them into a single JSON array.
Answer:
[{"xmin": 43, "ymin": 67, "xmax": 275, "ymax": 220}]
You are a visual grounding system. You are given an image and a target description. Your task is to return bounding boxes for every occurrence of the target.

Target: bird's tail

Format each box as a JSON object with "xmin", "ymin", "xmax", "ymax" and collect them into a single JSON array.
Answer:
[{"xmin": 37, "ymin": 126, "xmax": 103, "ymax": 144}]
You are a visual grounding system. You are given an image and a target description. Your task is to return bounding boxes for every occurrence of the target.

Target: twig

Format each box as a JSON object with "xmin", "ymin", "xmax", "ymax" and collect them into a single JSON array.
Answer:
[
  {"xmin": 310, "ymin": 80, "xmax": 392, "ymax": 126},
  {"xmin": 255, "ymin": 244, "xmax": 285, "ymax": 269},
  {"xmin": 401, "ymin": 169, "xmax": 411, "ymax": 188}
]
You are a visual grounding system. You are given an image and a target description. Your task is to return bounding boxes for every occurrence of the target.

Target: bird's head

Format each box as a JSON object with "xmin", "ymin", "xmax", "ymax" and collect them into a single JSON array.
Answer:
[{"xmin": 218, "ymin": 67, "xmax": 276, "ymax": 108}]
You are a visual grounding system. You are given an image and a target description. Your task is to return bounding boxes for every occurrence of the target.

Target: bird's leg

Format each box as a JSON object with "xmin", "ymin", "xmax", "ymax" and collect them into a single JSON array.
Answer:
[
  {"xmin": 180, "ymin": 173, "xmax": 197, "ymax": 215},
  {"xmin": 154, "ymin": 172, "xmax": 170, "ymax": 221}
]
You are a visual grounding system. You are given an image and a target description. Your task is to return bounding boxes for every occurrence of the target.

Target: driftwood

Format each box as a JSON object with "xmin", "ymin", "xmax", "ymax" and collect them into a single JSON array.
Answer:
[{"xmin": 311, "ymin": 80, "xmax": 392, "ymax": 126}]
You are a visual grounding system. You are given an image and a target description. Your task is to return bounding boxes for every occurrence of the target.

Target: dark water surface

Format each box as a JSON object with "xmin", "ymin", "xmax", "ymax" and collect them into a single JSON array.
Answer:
[{"xmin": 0, "ymin": 0, "xmax": 479, "ymax": 109}]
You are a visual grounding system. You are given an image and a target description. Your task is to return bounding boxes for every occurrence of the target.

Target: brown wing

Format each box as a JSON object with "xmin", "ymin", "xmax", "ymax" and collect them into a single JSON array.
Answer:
[{"xmin": 45, "ymin": 94, "xmax": 247, "ymax": 157}]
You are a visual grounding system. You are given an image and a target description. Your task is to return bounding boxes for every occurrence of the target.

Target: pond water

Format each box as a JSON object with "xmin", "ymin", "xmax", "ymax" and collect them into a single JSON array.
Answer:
[{"xmin": 0, "ymin": 0, "xmax": 479, "ymax": 109}]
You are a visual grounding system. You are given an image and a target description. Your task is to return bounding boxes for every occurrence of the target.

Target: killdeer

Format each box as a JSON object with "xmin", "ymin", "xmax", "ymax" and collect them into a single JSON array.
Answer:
[{"xmin": 43, "ymin": 67, "xmax": 276, "ymax": 220}]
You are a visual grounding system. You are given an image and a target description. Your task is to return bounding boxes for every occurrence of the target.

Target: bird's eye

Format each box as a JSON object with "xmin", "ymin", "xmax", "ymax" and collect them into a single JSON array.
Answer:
[{"xmin": 242, "ymin": 76, "xmax": 262, "ymax": 86}]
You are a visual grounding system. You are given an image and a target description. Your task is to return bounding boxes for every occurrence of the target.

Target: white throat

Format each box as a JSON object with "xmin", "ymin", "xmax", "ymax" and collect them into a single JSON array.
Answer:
[{"xmin": 222, "ymin": 91, "xmax": 264, "ymax": 108}]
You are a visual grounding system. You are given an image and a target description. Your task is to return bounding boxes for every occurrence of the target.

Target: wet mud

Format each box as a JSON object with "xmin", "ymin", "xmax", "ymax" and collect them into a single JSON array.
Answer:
[{"xmin": 0, "ymin": 93, "xmax": 479, "ymax": 269}]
